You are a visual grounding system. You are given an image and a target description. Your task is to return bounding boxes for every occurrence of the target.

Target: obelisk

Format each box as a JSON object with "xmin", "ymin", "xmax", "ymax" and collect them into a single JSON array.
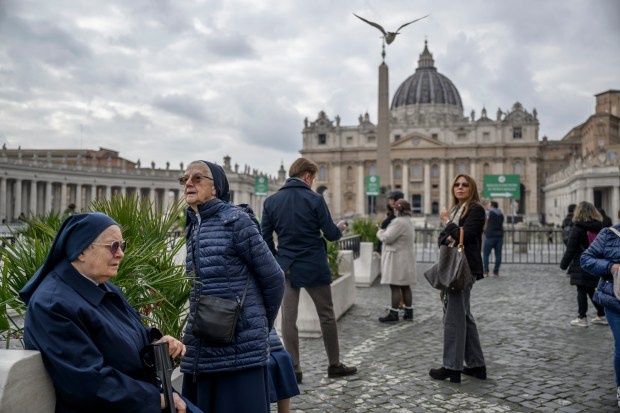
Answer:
[{"xmin": 376, "ymin": 60, "xmax": 390, "ymax": 206}]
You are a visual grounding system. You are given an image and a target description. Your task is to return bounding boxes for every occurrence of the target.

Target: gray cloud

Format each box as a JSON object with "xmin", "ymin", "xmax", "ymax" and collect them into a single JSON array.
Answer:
[
  {"xmin": 152, "ymin": 94, "xmax": 210, "ymax": 123},
  {"xmin": 0, "ymin": 0, "xmax": 618, "ymax": 174}
]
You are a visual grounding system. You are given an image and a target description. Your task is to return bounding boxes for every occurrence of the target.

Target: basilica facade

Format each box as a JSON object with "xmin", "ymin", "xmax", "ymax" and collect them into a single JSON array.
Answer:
[{"xmin": 301, "ymin": 41, "xmax": 541, "ymax": 223}]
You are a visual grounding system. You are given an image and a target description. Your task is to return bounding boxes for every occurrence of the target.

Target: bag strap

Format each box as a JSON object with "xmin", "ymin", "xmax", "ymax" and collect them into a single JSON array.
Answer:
[
  {"xmin": 610, "ymin": 227, "xmax": 620, "ymax": 238},
  {"xmin": 457, "ymin": 227, "xmax": 465, "ymax": 250},
  {"xmin": 189, "ymin": 227, "xmax": 251, "ymax": 309}
]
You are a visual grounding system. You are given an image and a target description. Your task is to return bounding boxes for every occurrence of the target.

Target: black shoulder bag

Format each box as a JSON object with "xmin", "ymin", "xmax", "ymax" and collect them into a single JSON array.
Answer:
[{"xmin": 190, "ymin": 235, "xmax": 250, "ymax": 345}]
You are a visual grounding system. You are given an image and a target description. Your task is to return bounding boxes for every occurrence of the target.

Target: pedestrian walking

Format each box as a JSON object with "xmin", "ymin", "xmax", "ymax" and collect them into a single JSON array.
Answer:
[
  {"xmin": 562, "ymin": 204, "xmax": 577, "ymax": 246},
  {"xmin": 560, "ymin": 201, "xmax": 604, "ymax": 327},
  {"xmin": 482, "ymin": 201, "xmax": 504, "ymax": 277},
  {"xmin": 261, "ymin": 157, "xmax": 358, "ymax": 384},
  {"xmin": 429, "ymin": 174, "xmax": 487, "ymax": 384},
  {"xmin": 376, "ymin": 199, "xmax": 417, "ymax": 322},
  {"xmin": 179, "ymin": 160, "xmax": 285, "ymax": 413},
  {"xmin": 580, "ymin": 222, "xmax": 620, "ymax": 407}
]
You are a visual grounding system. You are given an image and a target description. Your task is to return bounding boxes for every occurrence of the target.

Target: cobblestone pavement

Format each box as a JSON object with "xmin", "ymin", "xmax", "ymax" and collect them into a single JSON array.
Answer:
[{"xmin": 273, "ymin": 263, "xmax": 617, "ymax": 412}]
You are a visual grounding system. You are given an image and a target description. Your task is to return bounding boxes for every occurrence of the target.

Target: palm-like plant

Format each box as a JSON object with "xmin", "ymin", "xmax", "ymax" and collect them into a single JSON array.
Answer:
[
  {"xmin": 0, "ymin": 195, "xmax": 191, "ymax": 348},
  {"xmin": 352, "ymin": 217, "xmax": 380, "ymax": 244}
]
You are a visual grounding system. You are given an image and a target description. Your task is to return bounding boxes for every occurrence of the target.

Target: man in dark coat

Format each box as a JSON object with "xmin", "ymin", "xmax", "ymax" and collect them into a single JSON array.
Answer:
[{"xmin": 261, "ymin": 158, "xmax": 358, "ymax": 383}]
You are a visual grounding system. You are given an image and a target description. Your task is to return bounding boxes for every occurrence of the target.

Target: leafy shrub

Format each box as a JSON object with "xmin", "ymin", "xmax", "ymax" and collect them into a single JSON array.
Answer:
[
  {"xmin": 351, "ymin": 217, "xmax": 379, "ymax": 244},
  {"xmin": 325, "ymin": 238, "xmax": 341, "ymax": 280},
  {"xmin": 0, "ymin": 195, "xmax": 189, "ymax": 348}
]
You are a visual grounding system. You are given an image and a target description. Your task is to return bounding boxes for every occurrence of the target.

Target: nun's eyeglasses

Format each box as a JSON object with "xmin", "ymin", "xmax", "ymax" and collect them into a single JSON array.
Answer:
[
  {"xmin": 92, "ymin": 240, "xmax": 127, "ymax": 256},
  {"xmin": 178, "ymin": 174, "xmax": 213, "ymax": 186}
]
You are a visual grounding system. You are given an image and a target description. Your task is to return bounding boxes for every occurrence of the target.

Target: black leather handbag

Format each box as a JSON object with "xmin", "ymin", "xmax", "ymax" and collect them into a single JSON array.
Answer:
[
  {"xmin": 424, "ymin": 227, "xmax": 474, "ymax": 291},
  {"xmin": 189, "ymin": 238, "xmax": 250, "ymax": 345}
]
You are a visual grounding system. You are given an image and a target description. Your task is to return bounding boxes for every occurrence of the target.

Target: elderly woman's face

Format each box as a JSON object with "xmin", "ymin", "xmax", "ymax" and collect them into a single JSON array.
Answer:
[
  {"xmin": 183, "ymin": 162, "xmax": 216, "ymax": 211},
  {"xmin": 78, "ymin": 225, "xmax": 124, "ymax": 284}
]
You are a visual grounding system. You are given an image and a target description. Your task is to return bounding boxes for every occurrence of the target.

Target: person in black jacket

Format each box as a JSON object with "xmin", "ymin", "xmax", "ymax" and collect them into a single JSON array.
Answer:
[
  {"xmin": 429, "ymin": 174, "xmax": 487, "ymax": 384},
  {"xmin": 560, "ymin": 201, "xmax": 605, "ymax": 327},
  {"xmin": 482, "ymin": 201, "xmax": 504, "ymax": 277},
  {"xmin": 562, "ymin": 204, "xmax": 576, "ymax": 246}
]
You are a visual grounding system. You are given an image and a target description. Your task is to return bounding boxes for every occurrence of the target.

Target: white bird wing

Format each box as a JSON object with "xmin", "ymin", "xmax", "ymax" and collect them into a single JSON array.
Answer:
[
  {"xmin": 395, "ymin": 15, "xmax": 429, "ymax": 33},
  {"xmin": 353, "ymin": 13, "xmax": 387, "ymax": 36}
]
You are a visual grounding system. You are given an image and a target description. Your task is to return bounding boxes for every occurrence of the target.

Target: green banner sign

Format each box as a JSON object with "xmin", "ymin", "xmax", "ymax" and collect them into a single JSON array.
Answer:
[
  {"xmin": 255, "ymin": 175, "xmax": 268, "ymax": 196},
  {"xmin": 366, "ymin": 175, "xmax": 380, "ymax": 196},
  {"xmin": 483, "ymin": 174, "xmax": 520, "ymax": 199}
]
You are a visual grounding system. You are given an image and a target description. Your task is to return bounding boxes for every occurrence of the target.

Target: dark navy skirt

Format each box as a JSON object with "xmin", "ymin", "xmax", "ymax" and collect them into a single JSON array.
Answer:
[
  {"xmin": 268, "ymin": 347, "xmax": 300, "ymax": 402},
  {"xmin": 182, "ymin": 366, "xmax": 269, "ymax": 413}
]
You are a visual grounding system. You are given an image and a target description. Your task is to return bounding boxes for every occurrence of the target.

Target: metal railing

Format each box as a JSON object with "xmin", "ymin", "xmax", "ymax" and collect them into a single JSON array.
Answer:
[
  {"xmin": 337, "ymin": 235, "xmax": 361, "ymax": 259},
  {"xmin": 415, "ymin": 228, "xmax": 565, "ymax": 265}
]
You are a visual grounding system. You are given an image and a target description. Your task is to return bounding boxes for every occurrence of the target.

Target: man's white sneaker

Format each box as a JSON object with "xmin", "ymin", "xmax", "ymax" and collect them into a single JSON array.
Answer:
[
  {"xmin": 570, "ymin": 317, "xmax": 588, "ymax": 327},
  {"xmin": 591, "ymin": 315, "xmax": 608, "ymax": 325}
]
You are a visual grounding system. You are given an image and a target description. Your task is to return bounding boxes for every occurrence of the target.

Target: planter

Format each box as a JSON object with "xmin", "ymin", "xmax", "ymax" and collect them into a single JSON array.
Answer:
[
  {"xmin": 276, "ymin": 250, "xmax": 356, "ymax": 338},
  {"xmin": 354, "ymin": 242, "xmax": 381, "ymax": 287}
]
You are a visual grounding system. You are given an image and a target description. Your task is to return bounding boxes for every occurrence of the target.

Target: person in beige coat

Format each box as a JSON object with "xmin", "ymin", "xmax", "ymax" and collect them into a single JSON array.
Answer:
[{"xmin": 376, "ymin": 199, "xmax": 417, "ymax": 322}]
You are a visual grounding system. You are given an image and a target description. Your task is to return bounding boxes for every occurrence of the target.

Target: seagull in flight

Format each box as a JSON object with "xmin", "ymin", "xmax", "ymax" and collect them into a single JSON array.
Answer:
[{"xmin": 353, "ymin": 13, "xmax": 429, "ymax": 44}]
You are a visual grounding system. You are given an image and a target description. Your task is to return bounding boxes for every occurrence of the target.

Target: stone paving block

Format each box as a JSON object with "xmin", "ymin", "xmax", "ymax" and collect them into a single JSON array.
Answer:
[{"xmin": 272, "ymin": 264, "xmax": 617, "ymax": 412}]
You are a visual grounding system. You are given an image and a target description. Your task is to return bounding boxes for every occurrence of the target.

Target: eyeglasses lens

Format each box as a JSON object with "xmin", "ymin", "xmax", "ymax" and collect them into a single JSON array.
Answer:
[
  {"xmin": 110, "ymin": 241, "xmax": 127, "ymax": 255},
  {"xmin": 454, "ymin": 182, "xmax": 470, "ymax": 188}
]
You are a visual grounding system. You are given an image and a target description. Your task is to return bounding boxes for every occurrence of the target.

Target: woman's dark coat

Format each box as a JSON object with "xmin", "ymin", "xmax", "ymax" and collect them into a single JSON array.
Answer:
[
  {"xmin": 22, "ymin": 259, "xmax": 164, "ymax": 413},
  {"xmin": 580, "ymin": 224, "xmax": 620, "ymax": 312},
  {"xmin": 181, "ymin": 198, "xmax": 285, "ymax": 376},
  {"xmin": 560, "ymin": 220, "xmax": 603, "ymax": 288},
  {"xmin": 439, "ymin": 202, "xmax": 485, "ymax": 279}
]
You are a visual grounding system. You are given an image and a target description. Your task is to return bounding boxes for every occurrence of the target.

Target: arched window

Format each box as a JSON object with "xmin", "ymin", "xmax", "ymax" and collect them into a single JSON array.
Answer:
[
  {"xmin": 457, "ymin": 161, "xmax": 467, "ymax": 174},
  {"xmin": 410, "ymin": 162, "xmax": 421, "ymax": 178},
  {"xmin": 367, "ymin": 163, "xmax": 376, "ymax": 176},
  {"xmin": 514, "ymin": 160, "xmax": 522, "ymax": 175},
  {"xmin": 346, "ymin": 166, "xmax": 353, "ymax": 180},
  {"xmin": 319, "ymin": 165, "xmax": 328, "ymax": 181},
  {"xmin": 431, "ymin": 164, "xmax": 439, "ymax": 178},
  {"xmin": 393, "ymin": 164, "xmax": 402, "ymax": 179}
]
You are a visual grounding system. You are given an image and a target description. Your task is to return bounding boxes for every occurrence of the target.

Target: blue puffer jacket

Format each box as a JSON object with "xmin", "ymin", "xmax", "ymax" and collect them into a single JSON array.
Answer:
[
  {"xmin": 580, "ymin": 224, "xmax": 620, "ymax": 313},
  {"xmin": 180, "ymin": 198, "xmax": 285, "ymax": 375}
]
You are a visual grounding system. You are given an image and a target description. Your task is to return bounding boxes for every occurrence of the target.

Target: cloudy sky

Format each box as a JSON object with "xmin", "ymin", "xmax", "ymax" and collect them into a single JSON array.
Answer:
[{"xmin": 0, "ymin": 0, "xmax": 618, "ymax": 176}]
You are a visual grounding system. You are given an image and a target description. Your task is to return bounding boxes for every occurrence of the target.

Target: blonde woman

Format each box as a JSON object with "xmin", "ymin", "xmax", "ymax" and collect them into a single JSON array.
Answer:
[
  {"xmin": 429, "ymin": 174, "xmax": 487, "ymax": 383},
  {"xmin": 376, "ymin": 199, "xmax": 417, "ymax": 322}
]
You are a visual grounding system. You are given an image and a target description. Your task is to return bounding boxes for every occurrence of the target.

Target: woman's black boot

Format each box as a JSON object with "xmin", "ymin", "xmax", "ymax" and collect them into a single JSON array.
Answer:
[
  {"xmin": 429, "ymin": 367, "xmax": 461, "ymax": 383},
  {"xmin": 463, "ymin": 365, "xmax": 487, "ymax": 380},
  {"xmin": 403, "ymin": 307, "xmax": 413, "ymax": 321},
  {"xmin": 379, "ymin": 309, "xmax": 399, "ymax": 323}
]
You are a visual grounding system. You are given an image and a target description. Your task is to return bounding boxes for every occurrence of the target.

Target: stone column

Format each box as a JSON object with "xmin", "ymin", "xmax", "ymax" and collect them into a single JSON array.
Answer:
[
  {"xmin": 75, "ymin": 185, "xmax": 82, "ymax": 212},
  {"xmin": 60, "ymin": 183, "xmax": 67, "ymax": 213},
  {"xmin": 0, "ymin": 178, "xmax": 6, "ymax": 223},
  {"xmin": 423, "ymin": 161, "xmax": 431, "ymax": 215},
  {"xmin": 470, "ymin": 159, "xmax": 478, "ymax": 180},
  {"xmin": 402, "ymin": 161, "xmax": 409, "ymax": 200},
  {"xmin": 447, "ymin": 160, "xmax": 455, "ymax": 208},
  {"xmin": 439, "ymin": 161, "xmax": 447, "ymax": 210},
  {"xmin": 611, "ymin": 186, "xmax": 620, "ymax": 222},
  {"xmin": 105, "ymin": 185, "xmax": 112, "ymax": 201},
  {"xmin": 29, "ymin": 181, "xmax": 37, "ymax": 217},
  {"xmin": 333, "ymin": 163, "xmax": 341, "ymax": 217},
  {"xmin": 149, "ymin": 187, "xmax": 156, "ymax": 206},
  {"xmin": 14, "ymin": 179, "xmax": 22, "ymax": 220},
  {"xmin": 356, "ymin": 162, "xmax": 365, "ymax": 215},
  {"xmin": 45, "ymin": 181, "xmax": 53, "ymax": 214}
]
